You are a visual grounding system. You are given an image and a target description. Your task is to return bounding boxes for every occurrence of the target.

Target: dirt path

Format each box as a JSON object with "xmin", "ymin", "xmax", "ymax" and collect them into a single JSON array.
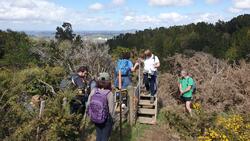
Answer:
[{"xmin": 137, "ymin": 123, "xmax": 181, "ymax": 141}]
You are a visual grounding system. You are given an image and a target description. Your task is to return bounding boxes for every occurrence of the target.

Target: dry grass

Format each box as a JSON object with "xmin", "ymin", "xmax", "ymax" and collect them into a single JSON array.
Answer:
[{"xmin": 159, "ymin": 52, "xmax": 250, "ymax": 114}]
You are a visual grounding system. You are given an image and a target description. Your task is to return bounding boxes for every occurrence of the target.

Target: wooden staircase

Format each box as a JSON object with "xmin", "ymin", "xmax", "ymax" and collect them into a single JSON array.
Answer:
[{"xmin": 137, "ymin": 91, "xmax": 157, "ymax": 124}]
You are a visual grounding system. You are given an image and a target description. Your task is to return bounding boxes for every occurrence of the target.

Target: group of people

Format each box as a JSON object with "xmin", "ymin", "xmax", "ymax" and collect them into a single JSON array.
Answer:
[
  {"xmin": 60, "ymin": 49, "xmax": 195, "ymax": 141},
  {"xmin": 113, "ymin": 49, "xmax": 160, "ymax": 103}
]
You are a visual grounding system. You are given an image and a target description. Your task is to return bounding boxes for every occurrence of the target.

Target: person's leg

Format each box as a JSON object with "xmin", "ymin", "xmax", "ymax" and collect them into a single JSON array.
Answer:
[
  {"xmin": 76, "ymin": 95, "xmax": 85, "ymax": 114},
  {"xmin": 122, "ymin": 77, "xmax": 131, "ymax": 89},
  {"xmin": 114, "ymin": 77, "xmax": 119, "ymax": 89},
  {"xmin": 149, "ymin": 75, "xmax": 156, "ymax": 96},
  {"xmin": 185, "ymin": 101, "xmax": 192, "ymax": 116},
  {"xmin": 143, "ymin": 74, "xmax": 150, "ymax": 92},
  {"xmin": 70, "ymin": 98, "xmax": 80, "ymax": 114},
  {"xmin": 101, "ymin": 118, "xmax": 113, "ymax": 141},
  {"xmin": 95, "ymin": 125, "xmax": 103, "ymax": 141}
]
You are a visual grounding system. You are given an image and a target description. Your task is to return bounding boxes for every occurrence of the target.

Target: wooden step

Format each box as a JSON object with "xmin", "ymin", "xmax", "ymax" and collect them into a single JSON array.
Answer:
[
  {"xmin": 140, "ymin": 93, "xmax": 151, "ymax": 98},
  {"xmin": 137, "ymin": 116, "xmax": 156, "ymax": 124},
  {"xmin": 139, "ymin": 99, "xmax": 156, "ymax": 106},
  {"xmin": 138, "ymin": 108, "xmax": 155, "ymax": 115}
]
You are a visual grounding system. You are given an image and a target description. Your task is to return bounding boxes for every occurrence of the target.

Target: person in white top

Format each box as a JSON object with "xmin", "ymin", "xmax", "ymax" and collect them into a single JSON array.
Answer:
[{"xmin": 139, "ymin": 49, "xmax": 160, "ymax": 103}]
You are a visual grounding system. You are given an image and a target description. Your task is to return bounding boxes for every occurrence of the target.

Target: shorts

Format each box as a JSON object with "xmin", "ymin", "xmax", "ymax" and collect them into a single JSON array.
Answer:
[{"xmin": 181, "ymin": 96, "xmax": 192, "ymax": 102}]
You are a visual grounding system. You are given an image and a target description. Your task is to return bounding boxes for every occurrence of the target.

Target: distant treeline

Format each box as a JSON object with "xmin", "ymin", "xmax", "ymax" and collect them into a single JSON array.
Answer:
[{"xmin": 107, "ymin": 14, "xmax": 250, "ymax": 63}]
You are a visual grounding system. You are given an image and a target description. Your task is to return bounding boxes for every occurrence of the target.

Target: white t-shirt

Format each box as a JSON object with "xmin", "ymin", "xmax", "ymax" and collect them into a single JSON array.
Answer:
[{"xmin": 143, "ymin": 54, "xmax": 160, "ymax": 74}]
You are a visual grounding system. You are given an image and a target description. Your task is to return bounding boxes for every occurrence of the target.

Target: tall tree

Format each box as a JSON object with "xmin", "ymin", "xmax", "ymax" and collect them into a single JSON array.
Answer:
[{"xmin": 55, "ymin": 22, "xmax": 76, "ymax": 42}]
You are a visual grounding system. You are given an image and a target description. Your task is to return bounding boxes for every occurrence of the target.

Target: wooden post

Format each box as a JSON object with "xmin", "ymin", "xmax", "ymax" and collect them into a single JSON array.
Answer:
[
  {"xmin": 63, "ymin": 97, "xmax": 67, "ymax": 107},
  {"xmin": 138, "ymin": 60, "xmax": 141, "ymax": 100},
  {"xmin": 128, "ymin": 86, "xmax": 135, "ymax": 126},
  {"xmin": 118, "ymin": 70, "xmax": 122, "ymax": 90},
  {"xmin": 118, "ymin": 70, "xmax": 123, "ymax": 141},
  {"xmin": 36, "ymin": 100, "xmax": 45, "ymax": 141}
]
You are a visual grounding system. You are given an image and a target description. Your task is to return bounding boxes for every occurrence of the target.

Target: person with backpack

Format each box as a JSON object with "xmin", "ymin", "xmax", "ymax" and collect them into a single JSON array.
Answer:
[
  {"xmin": 178, "ymin": 70, "xmax": 194, "ymax": 116},
  {"xmin": 86, "ymin": 72, "xmax": 114, "ymax": 141},
  {"xmin": 114, "ymin": 51, "xmax": 139, "ymax": 89},
  {"xmin": 60, "ymin": 66, "xmax": 89, "ymax": 114},
  {"xmin": 188, "ymin": 72, "xmax": 196, "ymax": 94},
  {"xmin": 139, "ymin": 49, "xmax": 160, "ymax": 103},
  {"xmin": 114, "ymin": 51, "xmax": 139, "ymax": 109}
]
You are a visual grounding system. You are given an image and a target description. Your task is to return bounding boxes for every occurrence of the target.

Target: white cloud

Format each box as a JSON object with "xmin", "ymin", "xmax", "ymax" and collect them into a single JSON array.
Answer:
[
  {"xmin": 122, "ymin": 12, "xmax": 189, "ymax": 29},
  {"xmin": 124, "ymin": 16, "xmax": 134, "ymax": 21},
  {"xmin": 148, "ymin": 0, "xmax": 192, "ymax": 6},
  {"xmin": 193, "ymin": 13, "xmax": 224, "ymax": 23},
  {"xmin": 124, "ymin": 15, "xmax": 159, "ymax": 23},
  {"xmin": 233, "ymin": 0, "xmax": 250, "ymax": 9},
  {"xmin": 228, "ymin": 7, "xmax": 242, "ymax": 13},
  {"xmin": 205, "ymin": 0, "xmax": 220, "ymax": 4},
  {"xmin": 0, "ymin": 0, "xmax": 67, "ymax": 22},
  {"xmin": 88, "ymin": 3, "xmax": 104, "ymax": 11},
  {"xmin": 228, "ymin": 0, "xmax": 250, "ymax": 14},
  {"xmin": 159, "ymin": 12, "xmax": 187, "ymax": 22},
  {"xmin": 0, "ymin": 0, "xmax": 117, "ymax": 30},
  {"xmin": 112, "ymin": 0, "xmax": 125, "ymax": 6}
]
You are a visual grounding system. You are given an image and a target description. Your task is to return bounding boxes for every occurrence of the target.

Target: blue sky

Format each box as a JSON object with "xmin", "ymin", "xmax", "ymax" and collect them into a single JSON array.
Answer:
[{"xmin": 0, "ymin": 0, "xmax": 250, "ymax": 31}]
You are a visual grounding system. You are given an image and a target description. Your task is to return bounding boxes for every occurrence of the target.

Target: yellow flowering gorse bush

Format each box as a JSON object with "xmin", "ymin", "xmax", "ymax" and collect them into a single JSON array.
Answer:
[{"xmin": 198, "ymin": 115, "xmax": 250, "ymax": 141}]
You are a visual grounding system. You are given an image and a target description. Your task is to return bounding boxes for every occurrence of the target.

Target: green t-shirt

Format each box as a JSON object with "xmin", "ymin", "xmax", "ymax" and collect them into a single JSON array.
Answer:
[{"xmin": 179, "ymin": 77, "xmax": 194, "ymax": 98}]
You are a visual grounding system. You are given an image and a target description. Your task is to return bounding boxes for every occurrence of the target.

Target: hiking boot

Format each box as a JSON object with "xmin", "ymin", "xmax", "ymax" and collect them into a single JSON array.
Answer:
[{"xmin": 150, "ymin": 96, "xmax": 154, "ymax": 104}]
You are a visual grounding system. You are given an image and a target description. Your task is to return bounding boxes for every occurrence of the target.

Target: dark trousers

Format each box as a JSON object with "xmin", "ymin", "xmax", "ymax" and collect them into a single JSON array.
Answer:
[
  {"xmin": 95, "ymin": 116, "xmax": 113, "ymax": 141},
  {"xmin": 143, "ymin": 73, "xmax": 157, "ymax": 96},
  {"xmin": 70, "ymin": 95, "xmax": 86, "ymax": 114}
]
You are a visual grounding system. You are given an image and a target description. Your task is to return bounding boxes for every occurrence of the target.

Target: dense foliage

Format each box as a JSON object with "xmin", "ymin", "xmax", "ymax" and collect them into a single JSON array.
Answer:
[
  {"xmin": 0, "ymin": 29, "xmax": 37, "ymax": 68},
  {"xmin": 108, "ymin": 14, "xmax": 250, "ymax": 66},
  {"xmin": 0, "ymin": 23, "xmax": 112, "ymax": 141},
  {"xmin": 1, "ymin": 15, "xmax": 250, "ymax": 141}
]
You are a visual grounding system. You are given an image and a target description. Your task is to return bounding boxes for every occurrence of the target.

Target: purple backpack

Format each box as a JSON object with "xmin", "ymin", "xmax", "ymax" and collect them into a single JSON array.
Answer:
[{"xmin": 87, "ymin": 89, "xmax": 110, "ymax": 124}]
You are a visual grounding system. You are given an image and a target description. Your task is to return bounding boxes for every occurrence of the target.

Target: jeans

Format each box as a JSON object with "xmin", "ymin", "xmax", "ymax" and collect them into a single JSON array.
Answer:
[
  {"xmin": 95, "ymin": 116, "xmax": 113, "ymax": 141},
  {"xmin": 69, "ymin": 95, "xmax": 86, "ymax": 114},
  {"xmin": 143, "ymin": 72, "xmax": 157, "ymax": 96},
  {"xmin": 114, "ymin": 76, "xmax": 132, "ymax": 89}
]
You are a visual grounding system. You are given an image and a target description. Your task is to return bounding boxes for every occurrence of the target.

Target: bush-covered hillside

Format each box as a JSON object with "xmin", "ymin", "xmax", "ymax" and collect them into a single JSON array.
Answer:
[
  {"xmin": 134, "ymin": 52, "xmax": 250, "ymax": 141},
  {"xmin": 0, "ymin": 15, "xmax": 250, "ymax": 141},
  {"xmin": 108, "ymin": 14, "xmax": 250, "ymax": 68}
]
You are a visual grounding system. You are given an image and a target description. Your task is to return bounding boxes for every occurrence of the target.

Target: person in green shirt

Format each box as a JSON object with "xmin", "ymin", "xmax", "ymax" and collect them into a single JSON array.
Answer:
[{"xmin": 178, "ymin": 70, "xmax": 194, "ymax": 115}]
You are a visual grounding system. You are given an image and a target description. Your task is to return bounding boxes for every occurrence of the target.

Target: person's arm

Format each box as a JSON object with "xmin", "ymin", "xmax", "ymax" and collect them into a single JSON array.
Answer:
[
  {"xmin": 154, "ymin": 62, "xmax": 160, "ymax": 68},
  {"xmin": 181, "ymin": 78, "xmax": 193, "ymax": 94},
  {"xmin": 86, "ymin": 89, "xmax": 96, "ymax": 107},
  {"xmin": 154, "ymin": 56, "xmax": 160, "ymax": 68},
  {"xmin": 178, "ymin": 80, "xmax": 183, "ymax": 95},
  {"xmin": 131, "ymin": 62, "xmax": 139, "ymax": 72},
  {"xmin": 107, "ymin": 92, "xmax": 115, "ymax": 119},
  {"xmin": 181, "ymin": 86, "xmax": 192, "ymax": 94},
  {"xmin": 179, "ymin": 83, "xmax": 182, "ymax": 92},
  {"xmin": 74, "ymin": 77, "xmax": 85, "ymax": 89}
]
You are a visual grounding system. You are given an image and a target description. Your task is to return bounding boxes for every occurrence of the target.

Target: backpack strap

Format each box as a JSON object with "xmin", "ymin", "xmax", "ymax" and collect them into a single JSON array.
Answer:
[
  {"xmin": 105, "ymin": 90, "xmax": 111, "ymax": 97},
  {"xmin": 71, "ymin": 74, "xmax": 79, "ymax": 86},
  {"xmin": 187, "ymin": 77, "xmax": 193, "ymax": 87},
  {"xmin": 71, "ymin": 77, "xmax": 76, "ymax": 85},
  {"xmin": 96, "ymin": 89, "xmax": 111, "ymax": 96}
]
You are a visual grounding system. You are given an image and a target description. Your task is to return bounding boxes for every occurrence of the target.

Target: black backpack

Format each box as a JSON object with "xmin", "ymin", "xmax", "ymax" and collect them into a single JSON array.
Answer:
[
  {"xmin": 60, "ymin": 74, "xmax": 78, "ymax": 91},
  {"xmin": 188, "ymin": 77, "xmax": 196, "ymax": 94}
]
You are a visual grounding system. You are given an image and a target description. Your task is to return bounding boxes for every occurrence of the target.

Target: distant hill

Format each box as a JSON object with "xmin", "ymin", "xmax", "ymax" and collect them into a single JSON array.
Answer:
[{"xmin": 25, "ymin": 30, "xmax": 136, "ymax": 41}]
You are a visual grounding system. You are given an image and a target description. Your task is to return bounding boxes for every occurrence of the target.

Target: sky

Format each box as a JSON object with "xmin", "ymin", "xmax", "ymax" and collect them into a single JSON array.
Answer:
[{"xmin": 0, "ymin": 0, "xmax": 250, "ymax": 31}]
